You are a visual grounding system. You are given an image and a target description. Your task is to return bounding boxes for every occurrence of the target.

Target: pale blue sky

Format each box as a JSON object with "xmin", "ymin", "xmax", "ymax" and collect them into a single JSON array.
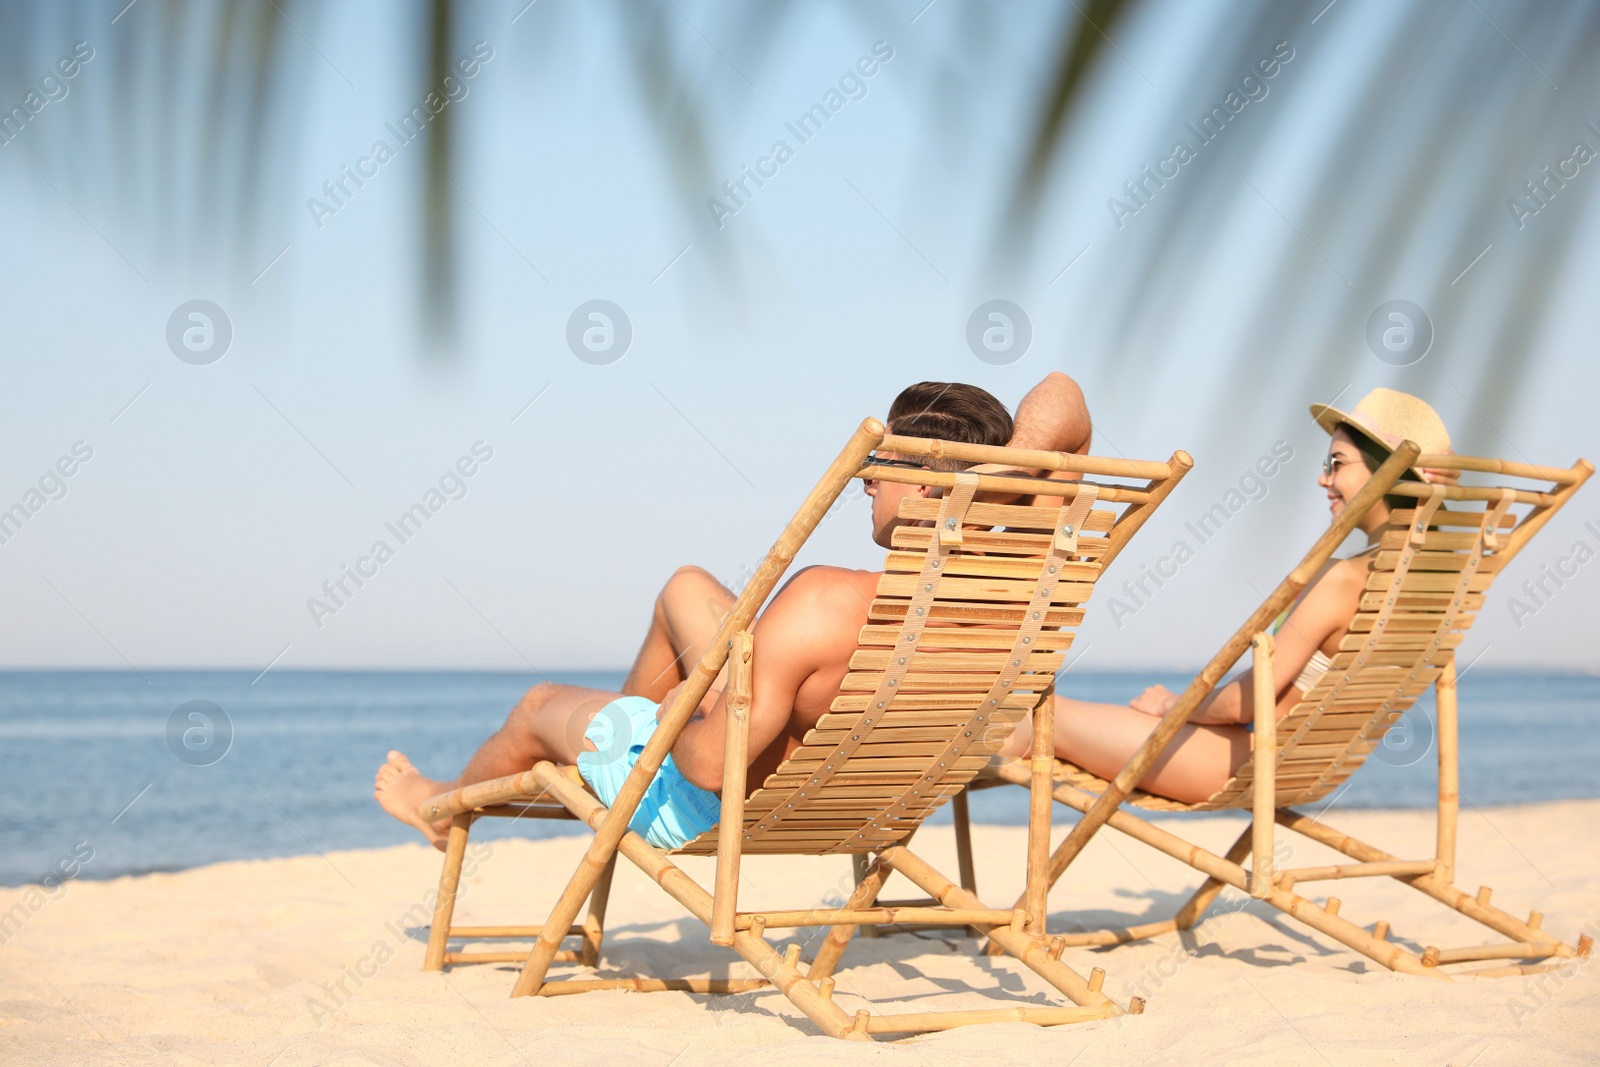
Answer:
[{"xmin": 1, "ymin": 0, "xmax": 1595, "ymax": 673}]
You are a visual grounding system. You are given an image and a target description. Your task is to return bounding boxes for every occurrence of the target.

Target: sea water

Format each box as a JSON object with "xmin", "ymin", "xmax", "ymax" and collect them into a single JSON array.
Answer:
[{"xmin": 1, "ymin": 669, "xmax": 1595, "ymax": 886}]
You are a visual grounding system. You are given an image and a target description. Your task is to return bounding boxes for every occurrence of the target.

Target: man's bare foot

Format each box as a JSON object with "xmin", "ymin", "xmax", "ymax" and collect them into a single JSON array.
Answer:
[{"xmin": 374, "ymin": 751, "xmax": 452, "ymax": 851}]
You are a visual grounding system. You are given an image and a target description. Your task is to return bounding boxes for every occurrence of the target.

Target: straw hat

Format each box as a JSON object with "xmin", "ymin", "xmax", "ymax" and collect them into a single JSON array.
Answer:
[{"xmin": 1309, "ymin": 387, "xmax": 1452, "ymax": 482}]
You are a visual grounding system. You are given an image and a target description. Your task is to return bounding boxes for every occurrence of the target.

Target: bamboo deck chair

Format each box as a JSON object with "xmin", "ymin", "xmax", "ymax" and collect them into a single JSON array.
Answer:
[
  {"xmin": 414, "ymin": 418, "xmax": 1193, "ymax": 1039},
  {"xmin": 955, "ymin": 443, "xmax": 1593, "ymax": 980}
]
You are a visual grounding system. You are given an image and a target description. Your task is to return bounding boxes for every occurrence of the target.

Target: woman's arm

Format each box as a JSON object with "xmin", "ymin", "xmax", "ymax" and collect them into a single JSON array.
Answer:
[{"xmin": 1184, "ymin": 559, "xmax": 1364, "ymax": 726}]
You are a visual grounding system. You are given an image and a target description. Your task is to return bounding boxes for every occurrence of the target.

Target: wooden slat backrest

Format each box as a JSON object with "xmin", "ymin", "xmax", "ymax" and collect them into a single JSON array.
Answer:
[
  {"xmin": 1194, "ymin": 455, "xmax": 1585, "ymax": 812},
  {"xmin": 675, "ymin": 440, "xmax": 1190, "ymax": 855}
]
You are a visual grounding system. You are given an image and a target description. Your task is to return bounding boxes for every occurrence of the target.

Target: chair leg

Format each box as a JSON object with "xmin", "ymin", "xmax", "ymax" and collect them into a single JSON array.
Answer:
[
  {"xmin": 882, "ymin": 845, "xmax": 1121, "ymax": 1015},
  {"xmin": 850, "ymin": 853, "xmax": 880, "ymax": 939},
  {"xmin": 1435, "ymin": 660, "xmax": 1459, "ymax": 884},
  {"xmin": 1174, "ymin": 824, "xmax": 1254, "ymax": 930},
  {"xmin": 1248, "ymin": 633, "xmax": 1277, "ymax": 899},
  {"xmin": 1030, "ymin": 781, "xmax": 1441, "ymax": 976},
  {"xmin": 538, "ymin": 781, "xmax": 865, "ymax": 1038},
  {"xmin": 1277, "ymin": 809, "xmax": 1575, "ymax": 951},
  {"xmin": 810, "ymin": 854, "xmax": 894, "ymax": 980},
  {"xmin": 952, "ymin": 791, "xmax": 982, "ymax": 938},
  {"xmin": 953, "ymin": 791, "xmax": 977, "ymax": 896},
  {"xmin": 579, "ymin": 853, "xmax": 618, "ymax": 968},
  {"xmin": 424, "ymin": 814, "xmax": 474, "ymax": 971},
  {"xmin": 1025, "ymin": 694, "xmax": 1055, "ymax": 936},
  {"xmin": 985, "ymin": 824, "xmax": 1252, "ymax": 953}
]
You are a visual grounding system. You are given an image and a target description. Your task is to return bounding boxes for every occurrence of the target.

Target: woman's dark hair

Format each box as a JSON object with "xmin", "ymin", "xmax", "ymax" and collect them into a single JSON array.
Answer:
[
  {"xmin": 1347, "ymin": 427, "xmax": 1421, "ymax": 513},
  {"xmin": 886, "ymin": 382, "xmax": 1014, "ymax": 471}
]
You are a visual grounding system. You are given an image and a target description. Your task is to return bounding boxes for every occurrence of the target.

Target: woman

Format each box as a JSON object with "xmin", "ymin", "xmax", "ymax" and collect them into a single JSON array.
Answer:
[{"xmin": 1005, "ymin": 388, "xmax": 1455, "ymax": 804}]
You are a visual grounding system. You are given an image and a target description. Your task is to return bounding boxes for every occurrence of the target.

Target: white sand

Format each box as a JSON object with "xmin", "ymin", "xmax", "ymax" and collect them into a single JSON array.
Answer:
[{"xmin": 3, "ymin": 801, "xmax": 1598, "ymax": 1065}]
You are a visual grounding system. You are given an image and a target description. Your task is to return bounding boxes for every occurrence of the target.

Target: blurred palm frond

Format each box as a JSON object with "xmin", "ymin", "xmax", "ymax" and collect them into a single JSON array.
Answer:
[{"xmin": 0, "ymin": 0, "xmax": 1594, "ymax": 440}]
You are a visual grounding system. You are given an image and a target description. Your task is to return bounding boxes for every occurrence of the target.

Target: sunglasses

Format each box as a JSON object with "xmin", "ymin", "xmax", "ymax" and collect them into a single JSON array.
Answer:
[
  {"xmin": 860, "ymin": 454, "xmax": 931, "ymax": 488},
  {"xmin": 862, "ymin": 455, "xmax": 931, "ymax": 472},
  {"xmin": 1322, "ymin": 453, "xmax": 1356, "ymax": 478}
]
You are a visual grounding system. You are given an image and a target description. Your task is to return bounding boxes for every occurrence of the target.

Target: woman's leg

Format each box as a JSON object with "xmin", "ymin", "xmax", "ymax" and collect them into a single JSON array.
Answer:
[
  {"xmin": 1000, "ymin": 694, "xmax": 1248, "ymax": 805},
  {"xmin": 621, "ymin": 566, "xmax": 736, "ymax": 701},
  {"xmin": 375, "ymin": 682, "xmax": 623, "ymax": 847}
]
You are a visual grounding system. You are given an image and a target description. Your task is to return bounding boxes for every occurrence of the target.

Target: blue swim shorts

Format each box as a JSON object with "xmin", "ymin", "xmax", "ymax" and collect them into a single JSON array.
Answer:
[{"xmin": 575, "ymin": 695, "xmax": 722, "ymax": 850}]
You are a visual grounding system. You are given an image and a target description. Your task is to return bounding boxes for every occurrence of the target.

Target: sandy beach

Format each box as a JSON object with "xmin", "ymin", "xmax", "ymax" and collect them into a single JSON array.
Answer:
[{"xmin": 3, "ymin": 801, "xmax": 1597, "ymax": 1065}]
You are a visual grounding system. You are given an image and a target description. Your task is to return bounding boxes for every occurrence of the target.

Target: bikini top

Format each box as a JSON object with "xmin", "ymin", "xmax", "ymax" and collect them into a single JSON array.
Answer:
[{"xmin": 1293, "ymin": 648, "xmax": 1333, "ymax": 693}]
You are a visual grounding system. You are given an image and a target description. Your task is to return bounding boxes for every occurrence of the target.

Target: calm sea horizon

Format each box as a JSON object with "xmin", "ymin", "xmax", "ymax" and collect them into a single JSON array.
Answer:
[{"xmin": 2, "ymin": 668, "xmax": 1595, "ymax": 887}]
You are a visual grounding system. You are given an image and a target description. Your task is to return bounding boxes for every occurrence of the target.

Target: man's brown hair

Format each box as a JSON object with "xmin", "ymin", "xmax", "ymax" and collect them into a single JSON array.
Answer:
[{"xmin": 886, "ymin": 382, "xmax": 1013, "ymax": 470}]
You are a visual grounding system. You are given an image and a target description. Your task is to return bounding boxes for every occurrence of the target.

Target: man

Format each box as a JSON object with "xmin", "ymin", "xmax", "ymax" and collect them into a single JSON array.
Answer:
[{"xmin": 376, "ymin": 373, "xmax": 1091, "ymax": 849}]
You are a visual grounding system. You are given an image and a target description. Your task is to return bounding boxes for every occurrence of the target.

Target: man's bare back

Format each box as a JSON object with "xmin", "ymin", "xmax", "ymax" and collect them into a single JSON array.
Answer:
[{"xmin": 667, "ymin": 565, "xmax": 879, "ymax": 791}]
